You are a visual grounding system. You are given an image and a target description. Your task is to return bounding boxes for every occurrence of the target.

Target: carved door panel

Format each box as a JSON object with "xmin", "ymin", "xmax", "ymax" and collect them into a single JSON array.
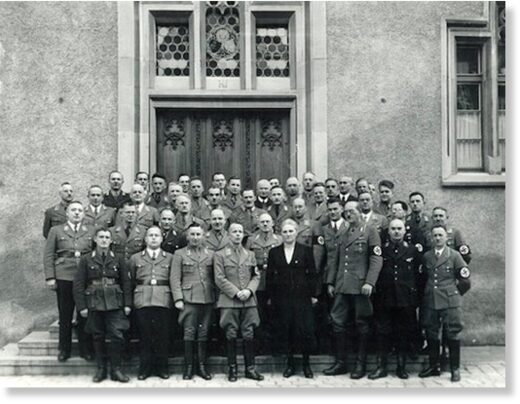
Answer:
[{"xmin": 156, "ymin": 109, "xmax": 290, "ymax": 188}]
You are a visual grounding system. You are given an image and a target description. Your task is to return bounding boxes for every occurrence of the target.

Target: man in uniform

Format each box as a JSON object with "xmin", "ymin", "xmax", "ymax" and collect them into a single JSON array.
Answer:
[
  {"xmin": 245, "ymin": 213, "xmax": 282, "ymax": 353},
  {"xmin": 338, "ymin": 176, "xmax": 357, "ymax": 205},
  {"xmin": 323, "ymin": 201, "xmax": 383, "ymax": 378},
  {"xmin": 83, "ymin": 185, "xmax": 116, "ymax": 230},
  {"xmin": 205, "ymin": 208, "xmax": 232, "ymax": 252},
  {"xmin": 301, "ymin": 171, "xmax": 316, "ymax": 205},
  {"xmin": 285, "ymin": 177, "xmax": 301, "ymax": 206},
  {"xmin": 355, "ymin": 177, "xmax": 370, "ymax": 196},
  {"xmin": 206, "ymin": 186, "xmax": 232, "ymax": 227},
  {"xmin": 178, "ymin": 173, "xmax": 191, "ymax": 193},
  {"xmin": 73, "ymin": 228, "xmax": 132, "ymax": 383},
  {"xmin": 358, "ymin": 191, "xmax": 388, "ymax": 236},
  {"xmin": 173, "ymin": 194, "xmax": 206, "ymax": 238},
  {"xmin": 166, "ymin": 182, "xmax": 183, "ymax": 214},
  {"xmin": 431, "ymin": 207, "xmax": 471, "ymax": 264},
  {"xmin": 190, "ymin": 177, "xmax": 211, "ymax": 223},
  {"xmin": 145, "ymin": 173, "xmax": 169, "ymax": 209},
  {"xmin": 419, "ymin": 225, "xmax": 471, "ymax": 382},
  {"xmin": 291, "ymin": 197, "xmax": 314, "ymax": 247},
  {"xmin": 128, "ymin": 226, "xmax": 175, "ymax": 380},
  {"xmin": 171, "ymin": 224, "xmax": 215, "ymax": 380},
  {"xmin": 266, "ymin": 186, "xmax": 292, "ymax": 233},
  {"xmin": 103, "ymin": 171, "xmax": 131, "ymax": 211},
  {"xmin": 406, "ymin": 192, "xmax": 432, "ymax": 250},
  {"xmin": 44, "ymin": 201, "xmax": 94, "ymax": 362},
  {"xmin": 308, "ymin": 182, "xmax": 328, "ymax": 224},
  {"xmin": 368, "ymin": 219, "xmax": 422, "ymax": 380},
  {"xmin": 43, "ymin": 182, "xmax": 74, "ymax": 238},
  {"xmin": 135, "ymin": 171, "xmax": 150, "ymax": 191},
  {"xmin": 222, "ymin": 177, "xmax": 243, "ymax": 212},
  {"xmin": 375, "ymin": 179, "xmax": 395, "ymax": 219},
  {"xmin": 269, "ymin": 177, "xmax": 281, "ymax": 189},
  {"xmin": 255, "ymin": 179, "xmax": 272, "ymax": 210},
  {"xmin": 110, "ymin": 202, "xmax": 147, "ymax": 263},
  {"xmin": 159, "ymin": 208, "xmax": 186, "ymax": 254},
  {"xmin": 214, "ymin": 223, "xmax": 264, "ymax": 382},
  {"xmin": 229, "ymin": 189, "xmax": 266, "ymax": 243}
]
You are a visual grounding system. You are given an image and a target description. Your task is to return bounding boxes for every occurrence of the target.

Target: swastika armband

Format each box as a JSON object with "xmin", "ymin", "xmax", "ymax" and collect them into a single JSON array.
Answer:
[
  {"xmin": 313, "ymin": 236, "xmax": 325, "ymax": 245},
  {"xmin": 459, "ymin": 245, "xmax": 470, "ymax": 256},
  {"xmin": 372, "ymin": 246, "xmax": 382, "ymax": 256},
  {"xmin": 459, "ymin": 267, "xmax": 470, "ymax": 279}
]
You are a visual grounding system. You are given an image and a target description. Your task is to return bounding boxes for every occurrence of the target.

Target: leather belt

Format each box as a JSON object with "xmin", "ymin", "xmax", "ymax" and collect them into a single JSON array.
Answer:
[
  {"xmin": 57, "ymin": 251, "xmax": 86, "ymax": 258},
  {"xmin": 136, "ymin": 280, "xmax": 169, "ymax": 286},
  {"xmin": 90, "ymin": 278, "xmax": 117, "ymax": 286}
]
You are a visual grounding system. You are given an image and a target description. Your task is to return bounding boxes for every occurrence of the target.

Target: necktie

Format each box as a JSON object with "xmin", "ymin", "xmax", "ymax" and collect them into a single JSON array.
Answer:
[
  {"xmin": 436, "ymin": 250, "xmax": 441, "ymax": 258},
  {"xmin": 152, "ymin": 251, "xmax": 156, "ymax": 260},
  {"xmin": 125, "ymin": 225, "xmax": 130, "ymax": 237},
  {"xmin": 154, "ymin": 194, "xmax": 161, "ymax": 204},
  {"xmin": 332, "ymin": 222, "xmax": 337, "ymax": 233},
  {"xmin": 102, "ymin": 253, "xmax": 107, "ymax": 262},
  {"xmin": 74, "ymin": 225, "xmax": 78, "ymax": 233},
  {"xmin": 231, "ymin": 195, "xmax": 237, "ymax": 205},
  {"xmin": 275, "ymin": 205, "xmax": 280, "ymax": 217}
]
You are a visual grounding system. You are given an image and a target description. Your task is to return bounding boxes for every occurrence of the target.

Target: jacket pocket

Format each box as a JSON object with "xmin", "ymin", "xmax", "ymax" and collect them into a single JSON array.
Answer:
[{"xmin": 447, "ymin": 288, "xmax": 461, "ymax": 307}]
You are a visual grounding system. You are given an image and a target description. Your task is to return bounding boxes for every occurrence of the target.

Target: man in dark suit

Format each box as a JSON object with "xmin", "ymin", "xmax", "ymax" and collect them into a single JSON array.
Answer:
[
  {"xmin": 338, "ymin": 176, "xmax": 358, "ymax": 205},
  {"xmin": 159, "ymin": 208, "xmax": 186, "ymax": 254},
  {"xmin": 43, "ymin": 182, "xmax": 74, "ymax": 238},
  {"xmin": 255, "ymin": 179, "xmax": 272, "ymax": 210},
  {"xmin": 103, "ymin": 171, "xmax": 131, "ymax": 211},
  {"xmin": 419, "ymin": 225, "xmax": 471, "ymax": 382},
  {"xmin": 145, "ymin": 173, "xmax": 169, "ymax": 208},
  {"xmin": 323, "ymin": 201, "xmax": 383, "ymax": 379}
]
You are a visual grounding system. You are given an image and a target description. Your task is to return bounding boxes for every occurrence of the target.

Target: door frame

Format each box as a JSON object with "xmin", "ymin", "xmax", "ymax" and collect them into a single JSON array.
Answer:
[{"xmin": 149, "ymin": 95, "xmax": 297, "ymax": 179}]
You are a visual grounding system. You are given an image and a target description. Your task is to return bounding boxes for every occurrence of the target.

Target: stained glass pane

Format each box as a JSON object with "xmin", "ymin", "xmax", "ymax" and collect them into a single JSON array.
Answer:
[
  {"xmin": 256, "ymin": 26, "xmax": 289, "ymax": 78},
  {"xmin": 157, "ymin": 24, "xmax": 190, "ymax": 77},
  {"xmin": 457, "ymin": 46, "xmax": 480, "ymax": 74},
  {"xmin": 497, "ymin": 2, "xmax": 506, "ymax": 75},
  {"xmin": 498, "ymin": 85, "xmax": 505, "ymax": 110},
  {"xmin": 457, "ymin": 84, "xmax": 480, "ymax": 110},
  {"xmin": 206, "ymin": 1, "xmax": 240, "ymax": 78}
]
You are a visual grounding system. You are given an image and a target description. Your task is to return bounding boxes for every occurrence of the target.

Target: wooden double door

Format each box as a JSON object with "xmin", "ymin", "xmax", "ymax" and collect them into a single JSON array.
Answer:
[{"xmin": 156, "ymin": 109, "xmax": 291, "ymax": 188}]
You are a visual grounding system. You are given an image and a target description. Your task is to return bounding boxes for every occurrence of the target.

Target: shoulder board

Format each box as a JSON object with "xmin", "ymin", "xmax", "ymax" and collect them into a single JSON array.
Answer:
[
  {"xmin": 447, "ymin": 228, "xmax": 453, "ymax": 233},
  {"xmin": 141, "ymin": 251, "xmax": 146, "ymax": 256},
  {"xmin": 403, "ymin": 241, "xmax": 409, "ymax": 247},
  {"xmin": 161, "ymin": 250, "xmax": 166, "ymax": 257},
  {"xmin": 109, "ymin": 251, "xmax": 115, "ymax": 257},
  {"xmin": 54, "ymin": 205, "xmax": 60, "ymax": 211},
  {"xmin": 423, "ymin": 215, "xmax": 429, "ymax": 222},
  {"xmin": 81, "ymin": 225, "xmax": 88, "ymax": 231},
  {"xmin": 226, "ymin": 248, "xmax": 232, "ymax": 256},
  {"xmin": 91, "ymin": 251, "xmax": 96, "ymax": 257},
  {"xmin": 283, "ymin": 206, "xmax": 288, "ymax": 211}
]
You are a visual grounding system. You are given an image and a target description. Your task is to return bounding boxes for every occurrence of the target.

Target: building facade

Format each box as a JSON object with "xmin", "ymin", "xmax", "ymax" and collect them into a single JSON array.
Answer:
[{"xmin": 0, "ymin": 1, "xmax": 505, "ymax": 347}]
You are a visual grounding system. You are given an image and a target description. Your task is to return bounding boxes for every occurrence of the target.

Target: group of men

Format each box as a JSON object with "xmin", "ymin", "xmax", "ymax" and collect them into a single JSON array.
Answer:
[{"xmin": 43, "ymin": 170, "xmax": 471, "ymax": 383}]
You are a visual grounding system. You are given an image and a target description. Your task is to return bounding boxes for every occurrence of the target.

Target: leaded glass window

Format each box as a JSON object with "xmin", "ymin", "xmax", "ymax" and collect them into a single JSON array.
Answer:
[
  {"xmin": 256, "ymin": 26, "xmax": 289, "ymax": 78},
  {"xmin": 205, "ymin": 1, "xmax": 240, "ymax": 78},
  {"xmin": 157, "ymin": 24, "xmax": 190, "ymax": 77}
]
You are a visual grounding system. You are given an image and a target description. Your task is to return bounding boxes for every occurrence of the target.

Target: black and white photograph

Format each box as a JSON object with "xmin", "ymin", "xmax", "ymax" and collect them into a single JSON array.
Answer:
[{"xmin": 0, "ymin": 0, "xmax": 510, "ymax": 392}]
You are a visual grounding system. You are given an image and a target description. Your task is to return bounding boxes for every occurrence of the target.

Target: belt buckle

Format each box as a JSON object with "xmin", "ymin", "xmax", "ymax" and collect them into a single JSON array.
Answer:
[
  {"xmin": 150, "ymin": 279, "xmax": 157, "ymax": 286},
  {"xmin": 74, "ymin": 251, "xmax": 81, "ymax": 258}
]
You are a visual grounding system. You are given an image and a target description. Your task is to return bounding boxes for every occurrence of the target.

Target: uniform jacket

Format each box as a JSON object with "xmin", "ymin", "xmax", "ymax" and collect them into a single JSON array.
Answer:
[
  {"xmin": 73, "ymin": 250, "xmax": 131, "ymax": 312},
  {"xmin": 229, "ymin": 206, "xmax": 266, "ymax": 237},
  {"xmin": 375, "ymin": 201, "xmax": 392, "ymax": 219},
  {"xmin": 115, "ymin": 204, "xmax": 159, "ymax": 229},
  {"xmin": 172, "ymin": 213, "xmax": 206, "ymax": 236},
  {"xmin": 128, "ymin": 249, "xmax": 175, "ymax": 309},
  {"xmin": 266, "ymin": 243, "xmax": 321, "ymax": 301},
  {"xmin": 307, "ymin": 202, "xmax": 328, "ymax": 223},
  {"xmin": 171, "ymin": 246, "xmax": 215, "ymax": 304},
  {"xmin": 110, "ymin": 223, "xmax": 147, "ymax": 261},
  {"xmin": 222, "ymin": 193, "xmax": 243, "ymax": 212},
  {"xmin": 191, "ymin": 197, "xmax": 212, "ymax": 224},
  {"xmin": 203, "ymin": 205, "xmax": 232, "ymax": 228},
  {"xmin": 404, "ymin": 212, "xmax": 432, "ymax": 250},
  {"xmin": 314, "ymin": 219, "xmax": 349, "ymax": 282},
  {"xmin": 362, "ymin": 211, "xmax": 388, "ymax": 235},
  {"xmin": 44, "ymin": 222, "xmax": 95, "ymax": 281},
  {"xmin": 338, "ymin": 193, "xmax": 358, "ymax": 205},
  {"xmin": 266, "ymin": 204, "xmax": 292, "ymax": 233},
  {"xmin": 214, "ymin": 246, "xmax": 259, "ymax": 308},
  {"xmin": 421, "ymin": 247, "xmax": 471, "ymax": 310},
  {"xmin": 326, "ymin": 223, "xmax": 383, "ymax": 294},
  {"xmin": 375, "ymin": 240, "xmax": 422, "ymax": 307},
  {"xmin": 205, "ymin": 229, "xmax": 232, "ymax": 252},
  {"xmin": 246, "ymin": 231, "xmax": 282, "ymax": 291},
  {"xmin": 103, "ymin": 191, "xmax": 131, "ymax": 211},
  {"xmin": 43, "ymin": 202, "xmax": 68, "ymax": 239},
  {"xmin": 83, "ymin": 205, "xmax": 116, "ymax": 230},
  {"xmin": 301, "ymin": 191, "xmax": 314, "ymax": 206},
  {"xmin": 294, "ymin": 217, "xmax": 314, "ymax": 247},
  {"xmin": 161, "ymin": 228, "xmax": 187, "ymax": 254},
  {"xmin": 145, "ymin": 192, "xmax": 169, "ymax": 209}
]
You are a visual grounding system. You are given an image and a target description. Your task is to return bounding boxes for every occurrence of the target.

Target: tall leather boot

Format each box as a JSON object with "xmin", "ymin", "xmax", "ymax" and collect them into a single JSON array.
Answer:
[
  {"xmin": 302, "ymin": 352, "xmax": 314, "ymax": 379},
  {"xmin": 109, "ymin": 341, "xmax": 130, "ymax": 383},
  {"xmin": 92, "ymin": 339, "xmax": 107, "ymax": 383},
  {"xmin": 419, "ymin": 339, "xmax": 441, "ymax": 378},
  {"xmin": 368, "ymin": 337, "xmax": 388, "ymax": 380},
  {"xmin": 440, "ymin": 329, "xmax": 449, "ymax": 372},
  {"xmin": 396, "ymin": 351, "xmax": 409, "ymax": 379},
  {"xmin": 243, "ymin": 339, "xmax": 264, "ymax": 381},
  {"xmin": 226, "ymin": 339, "xmax": 238, "ymax": 382},
  {"xmin": 448, "ymin": 339, "xmax": 461, "ymax": 382},
  {"xmin": 323, "ymin": 332, "xmax": 348, "ymax": 375},
  {"xmin": 283, "ymin": 354, "xmax": 295, "ymax": 378},
  {"xmin": 183, "ymin": 341, "xmax": 195, "ymax": 380},
  {"xmin": 196, "ymin": 341, "xmax": 212, "ymax": 380},
  {"xmin": 350, "ymin": 335, "xmax": 368, "ymax": 379}
]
